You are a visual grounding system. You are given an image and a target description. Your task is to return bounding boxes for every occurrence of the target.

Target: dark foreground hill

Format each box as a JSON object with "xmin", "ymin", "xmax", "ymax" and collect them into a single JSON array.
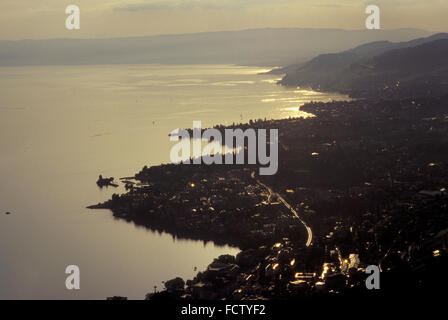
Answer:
[{"xmin": 280, "ymin": 33, "xmax": 448, "ymax": 99}]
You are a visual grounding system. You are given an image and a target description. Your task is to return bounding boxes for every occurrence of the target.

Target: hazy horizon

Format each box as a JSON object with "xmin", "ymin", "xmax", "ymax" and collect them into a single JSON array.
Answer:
[
  {"xmin": 1, "ymin": 0, "xmax": 447, "ymax": 41},
  {"xmin": 0, "ymin": 27, "xmax": 438, "ymax": 42},
  {"xmin": 0, "ymin": 28, "xmax": 434, "ymax": 67}
]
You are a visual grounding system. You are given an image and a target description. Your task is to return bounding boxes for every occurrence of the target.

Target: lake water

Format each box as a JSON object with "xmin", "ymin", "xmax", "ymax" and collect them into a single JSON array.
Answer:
[{"xmin": 0, "ymin": 64, "xmax": 348, "ymax": 299}]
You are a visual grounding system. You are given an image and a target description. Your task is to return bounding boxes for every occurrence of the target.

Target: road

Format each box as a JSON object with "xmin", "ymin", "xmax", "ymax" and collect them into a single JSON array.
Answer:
[{"xmin": 255, "ymin": 179, "xmax": 313, "ymax": 247}]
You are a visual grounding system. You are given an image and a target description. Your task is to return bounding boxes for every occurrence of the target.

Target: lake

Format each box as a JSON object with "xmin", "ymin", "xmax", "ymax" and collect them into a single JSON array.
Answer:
[{"xmin": 0, "ymin": 64, "xmax": 348, "ymax": 299}]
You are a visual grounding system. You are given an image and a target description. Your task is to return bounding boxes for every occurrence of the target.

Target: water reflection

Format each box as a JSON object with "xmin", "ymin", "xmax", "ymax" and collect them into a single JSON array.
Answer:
[{"xmin": 0, "ymin": 64, "xmax": 349, "ymax": 299}]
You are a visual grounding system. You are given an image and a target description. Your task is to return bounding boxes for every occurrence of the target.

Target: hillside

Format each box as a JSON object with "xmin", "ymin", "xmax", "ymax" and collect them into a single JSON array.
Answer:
[{"xmin": 280, "ymin": 33, "xmax": 448, "ymax": 98}]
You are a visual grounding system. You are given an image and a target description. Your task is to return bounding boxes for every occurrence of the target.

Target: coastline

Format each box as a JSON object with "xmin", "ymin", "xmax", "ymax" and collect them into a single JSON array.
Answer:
[{"xmin": 93, "ymin": 95, "xmax": 448, "ymax": 300}]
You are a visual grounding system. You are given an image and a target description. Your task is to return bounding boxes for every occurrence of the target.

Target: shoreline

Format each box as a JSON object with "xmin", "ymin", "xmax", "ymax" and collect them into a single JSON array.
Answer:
[{"xmin": 93, "ymin": 95, "xmax": 448, "ymax": 300}]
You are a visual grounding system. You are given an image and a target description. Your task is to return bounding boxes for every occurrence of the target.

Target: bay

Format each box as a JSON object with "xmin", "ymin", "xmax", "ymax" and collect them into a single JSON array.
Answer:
[{"xmin": 0, "ymin": 64, "xmax": 348, "ymax": 299}]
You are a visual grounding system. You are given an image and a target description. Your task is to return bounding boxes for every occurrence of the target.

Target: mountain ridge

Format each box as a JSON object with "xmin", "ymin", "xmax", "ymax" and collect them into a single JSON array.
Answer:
[
  {"xmin": 280, "ymin": 33, "xmax": 448, "ymax": 98},
  {"xmin": 0, "ymin": 28, "xmax": 431, "ymax": 67}
]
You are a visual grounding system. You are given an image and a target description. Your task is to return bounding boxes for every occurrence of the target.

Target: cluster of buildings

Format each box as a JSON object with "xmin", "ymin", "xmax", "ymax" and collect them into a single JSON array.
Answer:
[{"xmin": 95, "ymin": 95, "xmax": 447, "ymax": 299}]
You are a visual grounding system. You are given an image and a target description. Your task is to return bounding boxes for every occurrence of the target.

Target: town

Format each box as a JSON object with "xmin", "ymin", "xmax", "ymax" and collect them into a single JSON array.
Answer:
[{"xmin": 95, "ymin": 94, "xmax": 447, "ymax": 300}]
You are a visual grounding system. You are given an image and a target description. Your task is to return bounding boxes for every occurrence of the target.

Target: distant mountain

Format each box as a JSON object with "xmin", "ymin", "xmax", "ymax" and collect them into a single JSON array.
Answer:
[
  {"xmin": 348, "ymin": 38, "xmax": 448, "ymax": 98},
  {"xmin": 280, "ymin": 33, "xmax": 448, "ymax": 99},
  {"xmin": 0, "ymin": 28, "xmax": 431, "ymax": 67}
]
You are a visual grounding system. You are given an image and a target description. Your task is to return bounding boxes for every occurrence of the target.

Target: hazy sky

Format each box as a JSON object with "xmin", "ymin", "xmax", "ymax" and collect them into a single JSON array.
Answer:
[{"xmin": 0, "ymin": 0, "xmax": 446, "ymax": 40}]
